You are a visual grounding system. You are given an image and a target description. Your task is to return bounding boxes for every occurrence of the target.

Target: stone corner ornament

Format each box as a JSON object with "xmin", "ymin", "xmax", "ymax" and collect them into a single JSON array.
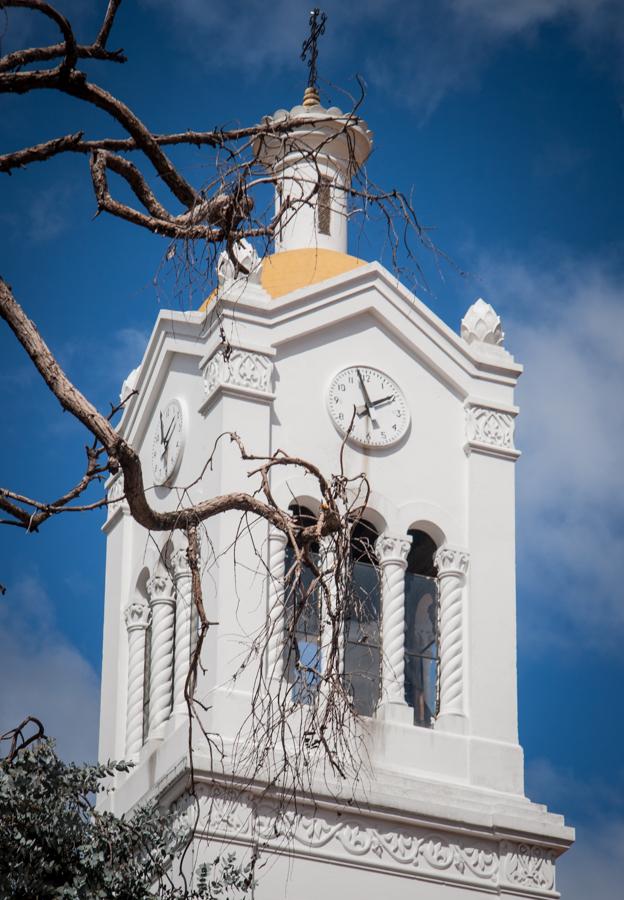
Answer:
[{"xmin": 461, "ymin": 297, "xmax": 505, "ymax": 347}]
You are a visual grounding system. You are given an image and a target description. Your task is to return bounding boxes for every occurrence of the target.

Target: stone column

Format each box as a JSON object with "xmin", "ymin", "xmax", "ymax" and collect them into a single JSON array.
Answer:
[
  {"xmin": 376, "ymin": 534, "xmax": 412, "ymax": 723},
  {"xmin": 434, "ymin": 545, "xmax": 470, "ymax": 732},
  {"xmin": 171, "ymin": 546, "xmax": 193, "ymax": 717},
  {"xmin": 266, "ymin": 528, "xmax": 288, "ymax": 683},
  {"xmin": 124, "ymin": 600, "xmax": 151, "ymax": 760},
  {"xmin": 146, "ymin": 573, "xmax": 175, "ymax": 738},
  {"xmin": 319, "ymin": 534, "xmax": 341, "ymax": 681}
]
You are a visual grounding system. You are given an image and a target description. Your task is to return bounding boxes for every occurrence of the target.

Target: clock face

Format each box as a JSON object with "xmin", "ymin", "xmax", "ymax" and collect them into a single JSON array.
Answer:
[
  {"xmin": 151, "ymin": 399, "xmax": 185, "ymax": 486},
  {"xmin": 327, "ymin": 366, "xmax": 409, "ymax": 448}
]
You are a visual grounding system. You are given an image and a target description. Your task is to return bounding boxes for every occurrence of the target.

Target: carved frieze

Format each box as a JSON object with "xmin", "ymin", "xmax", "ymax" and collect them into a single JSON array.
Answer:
[
  {"xmin": 105, "ymin": 474, "xmax": 128, "ymax": 525},
  {"xmin": 465, "ymin": 403, "xmax": 519, "ymax": 460},
  {"xmin": 502, "ymin": 842, "xmax": 556, "ymax": 891},
  {"xmin": 201, "ymin": 347, "xmax": 274, "ymax": 409},
  {"xmin": 175, "ymin": 785, "xmax": 559, "ymax": 896}
]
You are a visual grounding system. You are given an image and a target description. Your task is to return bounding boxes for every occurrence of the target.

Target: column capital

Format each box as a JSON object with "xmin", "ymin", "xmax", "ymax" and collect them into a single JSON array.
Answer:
[
  {"xmin": 124, "ymin": 601, "xmax": 151, "ymax": 632},
  {"xmin": 435, "ymin": 545, "xmax": 470, "ymax": 578},
  {"xmin": 375, "ymin": 533, "xmax": 411, "ymax": 568},
  {"xmin": 146, "ymin": 573, "xmax": 174, "ymax": 604},
  {"xmin": 170, "ymin": 547, "xmax": 190, "ymax": 580}
]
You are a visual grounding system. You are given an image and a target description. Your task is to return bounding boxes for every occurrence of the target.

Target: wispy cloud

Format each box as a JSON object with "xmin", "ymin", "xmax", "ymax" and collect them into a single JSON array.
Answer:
[
  {"xmin": 54, "ymin": 324, "xmax": 149, "ymax": 415},
  {"xmin": 0, "ymin": 182, "xmax": 78, "ymax": 244},
  {"xmin": 0, "ymin": 574, "xmax": 100, "ymax": 762},
  {"xmin": 558, "ymin": 820, "xmax": 624, "ymax": 900},
  {"xmin": 525, "ymin": 758, "xmax": 624, "ymax": 899},
  {"xmin": 475, "ymin": 251, "xmax": 624, "ymax": 647},
  {"xmin": 139, "ymin": 0, "xmax": 624, "ymax": 114}
]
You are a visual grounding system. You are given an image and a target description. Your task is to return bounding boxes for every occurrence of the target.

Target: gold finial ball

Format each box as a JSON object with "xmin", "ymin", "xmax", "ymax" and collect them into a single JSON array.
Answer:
[{"xmin": 302, "ymin": 85, "xmax": 320, "ymax": 107}]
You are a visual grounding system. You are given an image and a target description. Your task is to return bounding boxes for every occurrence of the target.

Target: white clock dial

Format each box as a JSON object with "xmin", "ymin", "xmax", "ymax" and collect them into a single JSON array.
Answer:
[
  {"xmin": 151, "ymin": 398, "xmax": 185, "ymax": 486},
  {"xmin": 327, "ymin": 366, "xmax": 409, "ymax": 448}
]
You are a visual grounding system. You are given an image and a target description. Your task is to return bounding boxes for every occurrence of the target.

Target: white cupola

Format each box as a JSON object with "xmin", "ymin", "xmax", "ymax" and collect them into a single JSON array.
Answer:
[{"xmin": 254, "ymin": 87, "xmax": 373, "ymax": 254}]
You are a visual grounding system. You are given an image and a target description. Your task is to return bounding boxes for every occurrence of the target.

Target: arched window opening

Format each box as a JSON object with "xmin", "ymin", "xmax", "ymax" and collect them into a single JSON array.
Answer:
[
  {"xmin": 344, "ymin": 519, "xmax": 381, "ymax": 716},
  {"xmin": 284, "ymin": 505, "xmax": 321, "ymax": 704},
  {"xmin": 404, "ymin": 530, "xmax": 438, "ymax": 726}
]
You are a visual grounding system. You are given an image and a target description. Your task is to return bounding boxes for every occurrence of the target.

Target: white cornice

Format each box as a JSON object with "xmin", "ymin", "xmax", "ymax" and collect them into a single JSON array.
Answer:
[{"xmin": 116, "ymin": 261, "xmax": 522, "ymax": 448}]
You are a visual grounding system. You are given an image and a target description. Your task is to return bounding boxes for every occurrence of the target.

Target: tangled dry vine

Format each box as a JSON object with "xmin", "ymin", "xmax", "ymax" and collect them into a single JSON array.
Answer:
[{"xmin": 0, "ymin": 0, "xmax": 433, "ymax": 822}]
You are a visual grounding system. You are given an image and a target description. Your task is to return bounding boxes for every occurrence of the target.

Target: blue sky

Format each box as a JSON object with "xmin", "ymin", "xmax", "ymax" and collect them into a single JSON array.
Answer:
[{"xmin": 1, "ymin": 1, "xmax": 623, "ymax": 894}]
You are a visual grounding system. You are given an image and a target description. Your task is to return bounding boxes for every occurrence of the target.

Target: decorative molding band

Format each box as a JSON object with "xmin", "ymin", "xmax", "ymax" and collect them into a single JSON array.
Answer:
[
  {"xmin": 200, "ymin": 346, "xmax": 275, "ymax": 411},
  {"xmin": 173, "ymin": 786, "xmax": 560, "ymax": 896},
  {"xmin": 465, "ymin": 403, "xmax": 520, "ymax": 460},
  {"xmin": 104, "ymin": 473, "xmax": 128, "ymax": 527},
  {"xmin": 502, "ymin": 841, "xmax": 556, "ymax": 893}
]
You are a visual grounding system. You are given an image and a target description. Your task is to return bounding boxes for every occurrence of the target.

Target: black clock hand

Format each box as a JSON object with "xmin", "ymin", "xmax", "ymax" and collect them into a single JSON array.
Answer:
[
  {"xmin": 161, "ymin": 421, "xmax": 177, "ymax": 459},
  {"xmin": 163, "ymin": 418, "xmax": 176, "ymax": 444},
  {"xmin": 356, "ymin": 369, "xmax": 378, "ymax": 426},
  {"xmin": 159, "ymin": 411, "xmax": 165, "ymax": 443},
  {"xmin": 369, "ymin": 393, "xmax": 395, "ymax": 408}
]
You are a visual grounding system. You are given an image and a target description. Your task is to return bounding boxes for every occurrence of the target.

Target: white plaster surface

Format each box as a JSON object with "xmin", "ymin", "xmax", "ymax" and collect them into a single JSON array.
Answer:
[{"xmin": 98, "ymin": 115, "xmax": 573, "ymax": 895}]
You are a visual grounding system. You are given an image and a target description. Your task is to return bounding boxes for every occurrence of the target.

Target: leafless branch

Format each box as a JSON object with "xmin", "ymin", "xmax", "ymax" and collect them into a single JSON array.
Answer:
[{"xmin": 0, "ymin": 716, "xmax": 45, "ymax": 764}]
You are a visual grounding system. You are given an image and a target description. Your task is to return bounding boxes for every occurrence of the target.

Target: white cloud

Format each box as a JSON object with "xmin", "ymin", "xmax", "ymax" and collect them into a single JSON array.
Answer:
[
  {"xmin": 55, "ymin": 325, "xmax": 149, "ymax": 413},
  {"xmin": 525, "ymin": 758, "xmax": 624, "ymax": 899},
  {"xmin": 475, "ymin": 252, "xmax": 624, "ymax": 645},
  {"xmin": 452, "ymin": 0, "xmax": 615, "ymax": 36},
  {"xmin": 526, "ymin": 757, "xmax": 624, "ymax": 821},
  {"xmin": 557, "ymin": 818, "xmax": 624, "ymax": 900},
  {"xmin": 139, "ymin": 0, "xmax": 624, "ymax": 114},
  {"xmin": 0, "ymin": 575, "xmax": 100, "ymax": 762},
  {"xmin": 0, "ymin": 182, "xmax": 77, "ymax": 244}
]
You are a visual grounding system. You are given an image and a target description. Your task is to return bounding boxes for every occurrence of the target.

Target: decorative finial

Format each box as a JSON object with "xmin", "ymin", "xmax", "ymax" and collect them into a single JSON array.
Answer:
[
  {"xmin": 301, "ymin": 8, "xmax": 326, "ymax": 105},
  {"xmin": 461, "ymin": 298, "xmax": 505, "ymax": 347}
]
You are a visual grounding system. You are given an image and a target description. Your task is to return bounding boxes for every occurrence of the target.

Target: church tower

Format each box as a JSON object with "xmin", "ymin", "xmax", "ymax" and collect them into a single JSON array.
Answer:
[{"xmin": 98, "ymin": 77, "xmax": 574, "ymax": 898}]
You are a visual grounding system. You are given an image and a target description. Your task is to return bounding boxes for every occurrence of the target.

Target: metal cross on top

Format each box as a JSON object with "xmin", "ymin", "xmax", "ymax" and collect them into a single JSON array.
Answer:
[{"xmin": 301, "ymin": 8, "xmax": 327, "ymax": 89}]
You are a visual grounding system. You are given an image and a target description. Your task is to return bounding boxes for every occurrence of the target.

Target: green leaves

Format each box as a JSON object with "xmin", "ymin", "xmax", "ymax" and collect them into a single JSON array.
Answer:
[{"xmin": 0, "ymin": 739, "xmax": 252, "ymax": 899}]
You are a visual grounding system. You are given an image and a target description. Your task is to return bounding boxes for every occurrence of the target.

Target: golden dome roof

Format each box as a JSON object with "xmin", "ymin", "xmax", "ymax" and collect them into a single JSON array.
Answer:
[{"xmin": 199, "ymin": 248, "xmax": 366, "ymax": 310}]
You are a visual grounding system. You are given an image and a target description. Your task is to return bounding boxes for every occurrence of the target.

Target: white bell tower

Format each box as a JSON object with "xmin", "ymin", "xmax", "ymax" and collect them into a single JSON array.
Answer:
[{"xmin": 98, "ymin": 88, "xmax": 574, "ymax": 898}]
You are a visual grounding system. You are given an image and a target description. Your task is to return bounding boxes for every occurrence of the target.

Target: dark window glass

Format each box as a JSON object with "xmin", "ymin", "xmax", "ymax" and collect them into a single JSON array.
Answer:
[
  {"xmin": 404, "ymin": 530, "xmax": 438, "ymax": 726},
  {"xmin": 344, "ymin": 519, "xmax": 381, "ymax": 716},
  {"xmin": 284, "ymin": 506, "xmax": 321, "ymax": 704}
]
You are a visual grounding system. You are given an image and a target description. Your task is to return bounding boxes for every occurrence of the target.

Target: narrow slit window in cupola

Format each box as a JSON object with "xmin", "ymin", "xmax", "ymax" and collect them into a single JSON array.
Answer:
[{"xmin": 317, "ymin": 175, "xmax": 331, "ymax": 235}]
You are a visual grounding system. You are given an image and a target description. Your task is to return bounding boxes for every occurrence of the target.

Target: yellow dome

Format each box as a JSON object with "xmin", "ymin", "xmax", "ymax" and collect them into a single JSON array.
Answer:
[
  {"xmin": 261, "ymin": 248, "xmax": 366, "ymax": 299},
  {"xmin": 199, "ymin": 248, "xmax": 366, "ymax": 310}
]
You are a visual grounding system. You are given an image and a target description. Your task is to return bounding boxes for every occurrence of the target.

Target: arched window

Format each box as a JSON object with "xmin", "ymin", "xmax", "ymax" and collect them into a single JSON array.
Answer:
[
  {"xmin": 344, "ymin": 519, "xmax": 381, "ymax": 716},
  {"xmin": 284, "ymin": 505, "xmax": 321, "ymax": 704},
  {"xmin": 404, "ymin": 530, "xmax": 438, "ymax": 726}
]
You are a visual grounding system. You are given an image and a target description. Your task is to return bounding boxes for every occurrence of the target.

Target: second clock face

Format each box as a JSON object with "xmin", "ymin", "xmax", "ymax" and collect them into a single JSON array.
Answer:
[
  {"xmin": 151, "ymin": 398, "xmax": 185, "ymax": 486},
  {"xmin": 327, "ymin": 366, "xmax": 409, "ymax": 448}
]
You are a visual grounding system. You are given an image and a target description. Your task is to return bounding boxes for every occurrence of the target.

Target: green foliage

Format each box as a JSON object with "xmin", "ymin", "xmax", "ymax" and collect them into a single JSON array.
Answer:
[{"xmin": 0, "ymin": 738, "xmax": 253, "ymax": 900}]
